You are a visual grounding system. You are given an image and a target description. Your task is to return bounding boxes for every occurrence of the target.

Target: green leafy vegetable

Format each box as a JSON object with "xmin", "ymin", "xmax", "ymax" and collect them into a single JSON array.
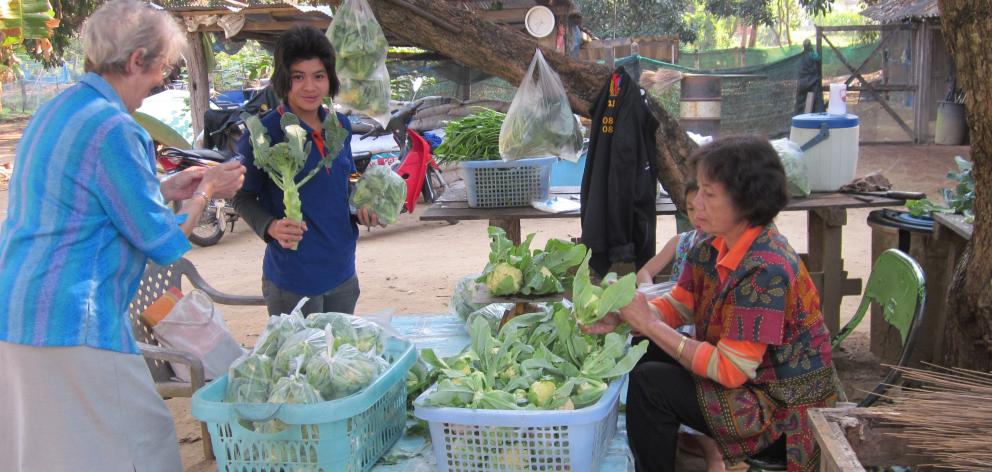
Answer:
[
  {"xmin": 349, "ymin": 164, "xmax": 407, "ymax": 224},
  {"xmin": 905, "ymin": 156, "xmax": 974, "ymax": 224},
  {"xmin": 244, "ymin": 111, "xmax": 347, "ymax": 250},
  {"xmin": 326, "ymin": 0, "xmax": 391, "ymax": 122},
  {"xmin": 476, "ymin": 226, "xmax": 587, "ymax": 297},
  {"xmin": 433, "ymin": 108, "xmax": 504, "ymax": 165},
  {"xmin": 572, "ymin": 253, "xmax": 637, "ymax": 326}
]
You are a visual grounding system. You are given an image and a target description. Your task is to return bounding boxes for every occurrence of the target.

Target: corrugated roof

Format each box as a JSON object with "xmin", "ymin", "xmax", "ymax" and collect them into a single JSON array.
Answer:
[{"xmin": 861, "ymin": 0, "xmax": 940, "ymax": 22}]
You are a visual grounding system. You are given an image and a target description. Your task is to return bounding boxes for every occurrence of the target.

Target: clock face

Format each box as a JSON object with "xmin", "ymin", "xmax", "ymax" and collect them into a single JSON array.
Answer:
[{"xmin": 525, "ymin": 6, "xmax": 556, "ymax": 38}]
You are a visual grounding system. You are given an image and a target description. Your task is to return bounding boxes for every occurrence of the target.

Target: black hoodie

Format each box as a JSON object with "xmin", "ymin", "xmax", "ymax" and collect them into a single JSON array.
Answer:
[{"xmin": 580, "ymin": 68, "xmax": 659, "ymax": 276}]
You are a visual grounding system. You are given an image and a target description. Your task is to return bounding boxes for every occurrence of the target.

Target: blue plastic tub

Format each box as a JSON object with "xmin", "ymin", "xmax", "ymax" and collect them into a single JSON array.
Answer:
[
  {"xmin": 413, "ymin": 375, "xmax": 626, "ymax": 472},
  {"xmin": 460, "ymin": 157, "xmax": 556, "ymax": 208},
  {"xmin": 192, "ymin": 337, "xmax": 416, "ymax": 472},
  {"xmin": 550, "ymin": 152, "xmax": 587, "ymax": 187}
]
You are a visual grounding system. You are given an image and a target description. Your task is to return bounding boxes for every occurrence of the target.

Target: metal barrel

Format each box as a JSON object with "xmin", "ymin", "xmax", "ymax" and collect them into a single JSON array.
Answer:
[{"xmin": 679, "ymin": 74, "xmax": 722, "ymax": 137}]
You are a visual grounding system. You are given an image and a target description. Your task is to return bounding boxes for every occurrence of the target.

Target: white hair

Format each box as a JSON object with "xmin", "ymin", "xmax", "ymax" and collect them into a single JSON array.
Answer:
[{"xmin": 82, "ymin": 0, "xmax": 188, "ymax": 75}]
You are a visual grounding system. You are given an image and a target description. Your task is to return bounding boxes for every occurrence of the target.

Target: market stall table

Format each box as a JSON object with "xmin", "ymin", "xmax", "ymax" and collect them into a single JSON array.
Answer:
[
  {"xmin": 422, "ymin": 184, "xmax": 903, "ymax": 334},
  {"xmin": 373, "ymin": 313, "xmax": 635, "ymax": 471}
]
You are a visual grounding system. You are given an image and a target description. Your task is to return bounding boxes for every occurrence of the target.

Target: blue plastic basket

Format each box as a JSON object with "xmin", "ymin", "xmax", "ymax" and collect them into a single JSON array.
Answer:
[
  {"xmin": 192, "ymin": 337, "xmax": 416, "ymax": 472},
  {"xmin": 460, "ymin": 157, "xmax": 556, "ymax": 208},
  {"xmin": 413, "ymin": 376, "xmax": 625, "ymax": 472}
]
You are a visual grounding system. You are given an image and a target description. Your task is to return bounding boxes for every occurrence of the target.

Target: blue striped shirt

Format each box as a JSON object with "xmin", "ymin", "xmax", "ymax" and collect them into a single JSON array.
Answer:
[{"xmin": 0, "ymin": 73, "xmax": 191, "ymax": 354}]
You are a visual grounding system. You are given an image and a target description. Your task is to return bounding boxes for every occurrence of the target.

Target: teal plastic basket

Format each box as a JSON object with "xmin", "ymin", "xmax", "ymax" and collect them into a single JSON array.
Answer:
[{"xmin": 192, "ymin": 337, "xmax": 416, "ymax": 472}]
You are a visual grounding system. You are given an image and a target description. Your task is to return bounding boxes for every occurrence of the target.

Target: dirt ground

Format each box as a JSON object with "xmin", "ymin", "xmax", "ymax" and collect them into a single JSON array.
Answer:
[{"xmin": 0, "ymin": 118, "xmax": 969, "ymax": 470}]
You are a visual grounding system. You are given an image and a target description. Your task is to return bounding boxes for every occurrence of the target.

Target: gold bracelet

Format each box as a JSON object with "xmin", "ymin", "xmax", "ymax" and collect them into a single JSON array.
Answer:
[{"xmin": 675, "ymin": 336, "xmax": 688, "ymax": 362}]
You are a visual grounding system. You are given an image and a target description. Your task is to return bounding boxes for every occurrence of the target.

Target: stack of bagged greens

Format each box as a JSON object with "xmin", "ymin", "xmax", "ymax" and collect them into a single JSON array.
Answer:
[
  {"xmin": 326, "ymin": 0, "xmax": 391, "ymax": 125},
  {"xmin": 224, "ymin": 311, "xmax": 391, "ymax": 432},
  {"xmin": 476, "ymin": 226, "xmax": 587, "ymax": 297},
  {"xmin": 349, "ymin": 165, "xmax": 407, "ymax": 224}
]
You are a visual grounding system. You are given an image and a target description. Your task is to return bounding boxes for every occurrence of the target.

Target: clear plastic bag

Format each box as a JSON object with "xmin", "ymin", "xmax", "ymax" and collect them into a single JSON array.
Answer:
[
  {"xmin": 305, "ymin": 311, "xmax": 384, "ymax": 354},
  {"xmin": 771, "ymin": 138, "xmax": 811, "ymax": 198},
  {"xmin": 450, "ymin": 275, "xmax": 485, "ymax": 320},
  {"xmin": 306, "ymin": 343, "xmax": 385, "ymax": 400},
  {"xmin": 465, "ymin": 303, "xmax": 513, "ymax": 336},
  {"xmin": 326, "ymin": 0, "xmax": 391, "ymax": 125},
  {"xmin": 224, "ymin": 353, "xmax": 273, "ymax": 404},
  {"xmin": 151, "ymin": 289, "xmax": 245, "ymax": 381},
  {"xmin": 256, "ymin": 363, "xmax": 323, "ymax": 433},
  {"xmin": 252, "ymin": 312, "xmax": 307, "ymax": 357},
  {"xmin": 499, "ymin": 49, "xmax": 583, "ymax": 162},
  {"xmin": 272, "ymin": 327, "xmax": 327, "ymax": 378},
  {"xmin": 349, "ymin": 164, "xmax": 407, "ymax": 224},
  {"xmin": 637, "ymin": 281, "xmax": 677, "ymax": 301}
]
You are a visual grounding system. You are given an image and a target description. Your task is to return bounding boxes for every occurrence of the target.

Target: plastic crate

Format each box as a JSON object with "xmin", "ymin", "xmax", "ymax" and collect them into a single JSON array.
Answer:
[
  {"xmin": 461, "ymin": 157, "xmax": 556, "ymax": 208},
  {"xmin": 191, "ymin": 337, "xmax": 416, "ymax": 472},
  {"xmin": 413, "ymin": 376, "xmax": 625, "ymax": 472}
]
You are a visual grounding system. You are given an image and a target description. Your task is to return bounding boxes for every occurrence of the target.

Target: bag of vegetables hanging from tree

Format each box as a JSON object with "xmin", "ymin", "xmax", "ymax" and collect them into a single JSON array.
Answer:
[
  {"xmin": 499, "ymin": 49, "xmax": 583, "ymax": 162},
  {"xmin": 327, "ymin": 0, "xmax": 391, "ymax": 125}
]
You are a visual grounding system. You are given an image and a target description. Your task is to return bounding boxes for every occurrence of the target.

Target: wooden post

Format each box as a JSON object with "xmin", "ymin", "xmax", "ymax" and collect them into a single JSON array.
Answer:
[
  {"xmin": 187, "ymin": 32, "xmax": 210, "ymax": 146},
  {"xmin": 489, "ymin": 218, "xmax": 521, "ymax": 245},
  {"xmin": 913, "ymin": 24, "xmax": 933, "ymax": 143},
  {"xmin": 808, "ymin": 208, "xmax": 847, "ymax": 334}
]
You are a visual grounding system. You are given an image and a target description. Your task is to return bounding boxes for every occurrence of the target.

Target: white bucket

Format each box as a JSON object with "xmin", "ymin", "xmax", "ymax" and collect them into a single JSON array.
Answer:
[{"xmin": 790, "ymin": 113, "xmax": 860, "ymax": 192}]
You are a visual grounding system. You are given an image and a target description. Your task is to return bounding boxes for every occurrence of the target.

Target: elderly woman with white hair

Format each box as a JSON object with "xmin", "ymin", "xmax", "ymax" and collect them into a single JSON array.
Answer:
[{"xmin": 0, "ymin": 1, "xmax": 244, "ymax": 470}]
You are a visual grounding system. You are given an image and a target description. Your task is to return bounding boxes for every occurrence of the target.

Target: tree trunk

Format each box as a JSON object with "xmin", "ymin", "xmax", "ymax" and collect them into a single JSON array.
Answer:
[
  {"xmin": 938, "ymin": 0, "xmax": 992, "ymax": 370},
  {"xmin": 749, "ymin": 22, "xmax": 759, "ymax": 48},
  {"xmin": 187, "ymin": 32, "xmax": 210, "ymax": 146},
  {"xmin": 784, "ymin": 0, "xmax": 793, "ymax": 47},
  {"xmin": 359, "ymin": 0, "xmax": 694, "ymax": 208}
]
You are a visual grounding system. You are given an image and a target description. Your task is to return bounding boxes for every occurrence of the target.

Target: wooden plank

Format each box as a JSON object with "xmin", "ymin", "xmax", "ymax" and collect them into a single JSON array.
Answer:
[
  {"xmin": 808, "ymin": 207, "xmax": 846, "ymax": 334},
  {"xmin": 932, "ymin": 211, "xmax": 974, "ymax": 240},
  {"xmin": 818, "ymin": 24, "xmax": 915, "ymax": 33},
  {"xmin": 823, "ymin": 34, "xmax": 915, "ymax": 140},
  {"xmin": 842, "ymin": 32, "xmax": 893, "ymax": 89},
  {"xmin": 914, "ymin": 24, "xmax": 931, "ymax": 143},
  {"xmin": 809, "ymin": 408, "xmax": 865, "ymax": 472},
  {"xmin": 193, "ymin": 20, "xmax": 329, "ymax": 33},
  {"xmin": 847, "ymin": 84, "xmax": 917, "ymax": 92},
  {"xmin": 186, "ymin": 32, "xmax": 210, "ymax": 144}
]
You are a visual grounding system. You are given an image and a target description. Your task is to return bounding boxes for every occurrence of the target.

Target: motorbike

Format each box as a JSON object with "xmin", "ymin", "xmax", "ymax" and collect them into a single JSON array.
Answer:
[{"xmin": 156, "ymin": 147, "xmax": 242, "ymax": 247}]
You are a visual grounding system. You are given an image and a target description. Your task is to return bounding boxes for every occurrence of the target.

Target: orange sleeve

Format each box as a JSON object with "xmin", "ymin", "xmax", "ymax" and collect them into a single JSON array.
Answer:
[
  {"xmin": 649, "ymin": 284, "xmax": 695, "ymax": 328},
  {"xmin": 690, "ymin": 339, "xmax": 767, "ymax": 388}
]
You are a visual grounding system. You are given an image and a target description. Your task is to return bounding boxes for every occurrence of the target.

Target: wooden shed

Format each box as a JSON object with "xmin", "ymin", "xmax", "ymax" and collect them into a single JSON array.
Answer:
[
  {"xmin": 858, "ymin": 0, "xmax": 955, "ymax": 143},
  {"xmin": 159, "ymin": 0, "xmax": 582, "ymax": 137}
]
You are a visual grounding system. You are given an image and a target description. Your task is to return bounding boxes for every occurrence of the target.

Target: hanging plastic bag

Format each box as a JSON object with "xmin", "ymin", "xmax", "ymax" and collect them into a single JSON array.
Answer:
[
  {"xmin": 327, "ymin": 0, "xmax": 391, "ymax": 125},
  {"xmin": 152, "ymin": 289, "xmax": 245, "ymax": 381},
  {"xmin": 349, "ymin": 164, "xmax": 407, "ymax": 224},
  {"xmin": 771, "ymin": 138, "xmax": 811, "ymax": 198},
  {"xmin": 499, "ymin": 49, "xmax": 583, "ymax": 162}
]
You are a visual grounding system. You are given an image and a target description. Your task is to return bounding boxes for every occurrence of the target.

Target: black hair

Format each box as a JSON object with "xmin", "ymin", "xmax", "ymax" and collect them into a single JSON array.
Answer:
[
  {"xmin": 270, "ymin": 25, "xmax": 339, "ymax": 103},
  {"xmin": 689, "ymin": 135, "xmax": 788, "ymax": 227},
  {"xmin": 684, "ymin": 180, "xmax": 699, "ymax": 198}
]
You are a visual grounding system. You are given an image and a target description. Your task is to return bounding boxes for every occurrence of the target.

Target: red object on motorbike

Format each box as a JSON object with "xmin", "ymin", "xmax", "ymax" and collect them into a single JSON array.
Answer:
[{"xmin": 393, "ymin": 129, "xmax": 436, "ymax": 213}]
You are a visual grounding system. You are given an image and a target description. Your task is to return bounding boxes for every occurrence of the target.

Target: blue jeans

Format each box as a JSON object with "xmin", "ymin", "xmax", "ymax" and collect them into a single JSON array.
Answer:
[{"xmin": 262, "ymin": 275, "xmax": 360, "ymax": 317}]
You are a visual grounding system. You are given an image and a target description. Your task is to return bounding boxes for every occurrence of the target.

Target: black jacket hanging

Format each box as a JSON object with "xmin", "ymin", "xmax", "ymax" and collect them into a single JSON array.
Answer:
[{"xmin": 580, "ymin": 68, "xmax": 659, "ymax": 277}]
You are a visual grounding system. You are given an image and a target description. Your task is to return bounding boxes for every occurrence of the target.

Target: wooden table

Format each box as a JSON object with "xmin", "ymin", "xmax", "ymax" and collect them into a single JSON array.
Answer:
[{"xmin": 422, "ymin": 184, "xmax": 903, "ymax": 334}]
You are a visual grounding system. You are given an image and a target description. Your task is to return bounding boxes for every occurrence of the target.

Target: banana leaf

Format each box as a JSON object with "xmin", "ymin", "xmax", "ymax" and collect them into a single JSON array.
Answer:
[{"xmin": 134, "ymin": 111, "xmax": 192, "ymax": 149}]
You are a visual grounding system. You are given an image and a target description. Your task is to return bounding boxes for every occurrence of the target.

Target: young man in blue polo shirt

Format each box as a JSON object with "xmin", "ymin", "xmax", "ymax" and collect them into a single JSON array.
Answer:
[{"xmin": 233, "ymin": 26, "xmax": 382, "ymax": 317}]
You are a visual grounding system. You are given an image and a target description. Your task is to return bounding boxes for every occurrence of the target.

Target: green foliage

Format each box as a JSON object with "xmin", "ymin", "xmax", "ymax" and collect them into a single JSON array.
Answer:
[
  {"xmin": 571, "ymin": 253, "xmax": 637, "ymax": 326},
  {"xmin": 433, "ymin": 108, "xmax": 504, "ymax": 165},
  {"xmin": 906, "ymin": 156, "xmax": 975, "ymax": 224},
  {"xmin": 575, "ymin": 0, "xmax": 696, "ymax": 43},
  {"xmin": 213, "ymin": 41, "xmax": 272, "ymax": 91},
  {"xmin": 477, "ymin": 227, "xmax": 586, "ymax": 297},
  {"xmin": 420, "ymin": 304, "xmax": 648, "ymax": 412}
]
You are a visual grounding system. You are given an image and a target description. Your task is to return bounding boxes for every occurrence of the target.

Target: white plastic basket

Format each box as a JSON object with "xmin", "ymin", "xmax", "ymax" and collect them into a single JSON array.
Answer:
[{"xmin": 413, "ymin": 376, "xmax": 625, "ymax": 472}]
